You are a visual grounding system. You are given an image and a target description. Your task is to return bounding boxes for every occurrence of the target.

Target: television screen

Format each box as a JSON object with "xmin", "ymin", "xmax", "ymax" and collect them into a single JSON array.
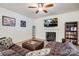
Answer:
[{"xmin": 44, "ymin": 18, "xmax": 58, "ymax": 27}]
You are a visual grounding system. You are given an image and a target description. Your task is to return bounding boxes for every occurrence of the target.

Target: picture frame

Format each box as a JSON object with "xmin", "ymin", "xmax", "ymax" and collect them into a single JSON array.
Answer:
[
  {"xmin": 44, "ymin": 18, "xmax": 58, "ymax": 27},
  {"xmin": 20, "ymin": 20, "xmax": 26, "ymax": 27},
  {"xmin": 2, "ymin": 16, "xmax": 16, "ymax": 26}
]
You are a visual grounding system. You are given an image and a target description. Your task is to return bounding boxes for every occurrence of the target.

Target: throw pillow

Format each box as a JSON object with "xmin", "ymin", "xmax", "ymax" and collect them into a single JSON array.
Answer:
[
  {"xmin": 26, "ymin": 48, "xmax": 51, "ymax": 56},
  {"xmin": 0, "ymin": 37, "xmax": 14, "ymax": 49},
  {"xmin": 61, "ymin": 42, "xmax": 78, "ymax": 56}
]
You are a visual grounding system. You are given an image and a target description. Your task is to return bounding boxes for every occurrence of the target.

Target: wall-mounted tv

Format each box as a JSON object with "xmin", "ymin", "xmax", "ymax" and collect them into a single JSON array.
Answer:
[{"xmin": 44, "ymin": 18, "xmax": 58, "ymax": 27}]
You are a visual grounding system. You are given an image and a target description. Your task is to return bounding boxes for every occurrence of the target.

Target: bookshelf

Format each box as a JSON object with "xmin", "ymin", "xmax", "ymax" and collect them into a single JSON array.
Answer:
[{"xmin": 65, "ymin": 21, "xmax": 78, "ymax": 45}]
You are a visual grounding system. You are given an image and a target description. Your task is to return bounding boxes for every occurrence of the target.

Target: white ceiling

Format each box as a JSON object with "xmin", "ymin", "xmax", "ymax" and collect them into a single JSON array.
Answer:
[{"xmin": 0, "ymin": 3, "xmax": 79, "ymax": 19}]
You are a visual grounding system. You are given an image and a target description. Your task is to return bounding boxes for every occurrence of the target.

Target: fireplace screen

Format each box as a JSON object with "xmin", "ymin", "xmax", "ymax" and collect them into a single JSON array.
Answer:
[{"xmin": 46, "ymin": 32, "xmax": 56, "ymax": 41}]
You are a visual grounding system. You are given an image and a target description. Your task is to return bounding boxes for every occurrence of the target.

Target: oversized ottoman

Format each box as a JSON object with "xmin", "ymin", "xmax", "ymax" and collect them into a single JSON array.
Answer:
[{"xmin": 22, "ymin": 39, "xmax": 44, "ymax": 51}]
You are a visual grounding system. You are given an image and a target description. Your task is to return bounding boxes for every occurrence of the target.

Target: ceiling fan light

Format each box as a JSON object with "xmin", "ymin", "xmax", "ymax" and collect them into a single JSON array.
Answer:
[{"xmin": 38, "ymin": 7, "xmax": 43, "ymax": 11}]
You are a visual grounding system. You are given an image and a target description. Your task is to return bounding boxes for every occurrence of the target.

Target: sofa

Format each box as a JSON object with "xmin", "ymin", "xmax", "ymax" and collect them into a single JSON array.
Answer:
[
  {"xmin": 0, "ymin": 37, "xmax": 30, "ymax": 56},
  {"xmin": 25, "ymin": 41, "xmax": 79, "ymax": 56},
  {"xmin": 0, "ymin": 37, "xmax": 79, "ymax": 56},
  {"xmin": 45, "ymin": 42, "xmax": 79, "ymax": 56}
]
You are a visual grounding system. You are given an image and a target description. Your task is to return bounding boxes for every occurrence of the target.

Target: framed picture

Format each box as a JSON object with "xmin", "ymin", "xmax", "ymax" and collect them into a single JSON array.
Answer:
[
  {"xmin": 44, "ymin": 18, "xmax": 58, "ymax": 27},
  {"xmin": 20, "ymin": 20, "xmax": 26, "ymax": 27},
  {"xmin": 2, "ymin": 16, "xmax": 16, "ymax": 26}
]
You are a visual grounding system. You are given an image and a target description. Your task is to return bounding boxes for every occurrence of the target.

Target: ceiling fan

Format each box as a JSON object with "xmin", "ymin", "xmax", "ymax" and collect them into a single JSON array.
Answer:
[{"xmin": 28, "ymin": 3, "xmax": 54, "ymax": 14}]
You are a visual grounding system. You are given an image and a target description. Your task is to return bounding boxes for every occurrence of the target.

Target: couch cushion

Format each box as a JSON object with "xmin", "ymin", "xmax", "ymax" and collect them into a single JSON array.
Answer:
[
  {"xmin": 10, "ymin": 53, "xmax": 21, "ymax": 56},
  {"xmin": 26, "ymin": 48, "xmax": 51, "ymax": 56},
  {"xmin": 10, "ymin": 44, "xmax": 30, "ymax": 56},
  {"xmin": 0, "ymin": 45, "xmax": 8, "ymax": 52},
  {"xmin": 0, "ymin": 52, "xmax": 3, "ymax": 56},
  {"xmin": 1, "ymin": 49, "xmax": 16, "ymax": 56}
]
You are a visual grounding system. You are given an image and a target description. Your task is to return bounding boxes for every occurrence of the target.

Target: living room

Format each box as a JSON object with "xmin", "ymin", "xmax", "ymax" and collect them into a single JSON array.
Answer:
[{"xmin": 0, "ymin": 3, "xmax": 79, "ymax": 56}]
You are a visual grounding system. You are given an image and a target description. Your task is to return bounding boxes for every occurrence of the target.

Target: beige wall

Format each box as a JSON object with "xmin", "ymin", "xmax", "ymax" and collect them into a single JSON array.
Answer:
[
  {"xmin": 0, "ymin": 7, "xmax": 79, "ymax": 44},
  {"xmin": 34, "ymin": 11, "xmax": 79, "ymax": 43},
  {"xmin": 0, "ymin": 7, "xmax": 32, "ymax": 43}
]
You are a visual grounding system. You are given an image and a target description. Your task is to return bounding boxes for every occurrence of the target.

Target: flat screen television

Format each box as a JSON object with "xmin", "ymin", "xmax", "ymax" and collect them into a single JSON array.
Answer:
[{"xmin": 44, "ymin": 18, "xmax": 58, "ymax": 27}]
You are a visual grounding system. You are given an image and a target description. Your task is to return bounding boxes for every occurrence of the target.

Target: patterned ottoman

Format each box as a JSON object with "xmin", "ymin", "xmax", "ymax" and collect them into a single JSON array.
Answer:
[{"xmin": 22, "ymin": 39, "xmax": 44, "ymax": 51}]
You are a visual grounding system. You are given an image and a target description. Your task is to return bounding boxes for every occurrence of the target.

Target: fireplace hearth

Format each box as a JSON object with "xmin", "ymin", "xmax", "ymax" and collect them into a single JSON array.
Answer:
[{"xmin": 46, "ymin": 32, "xmax": 56, "ymax": 41}]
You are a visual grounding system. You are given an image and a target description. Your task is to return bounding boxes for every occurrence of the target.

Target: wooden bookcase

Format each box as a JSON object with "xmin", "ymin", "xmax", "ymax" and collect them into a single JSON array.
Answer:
[{"xmin": 65, "ymin": 21, "xmax": 78, "ymax": 45}]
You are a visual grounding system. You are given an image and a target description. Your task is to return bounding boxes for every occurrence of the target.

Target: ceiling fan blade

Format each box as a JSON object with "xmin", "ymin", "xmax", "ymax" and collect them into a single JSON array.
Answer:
[
  {"xmin": 36, "ymin": 10, "xmax": 39, "ymax": 14},
  {"xmin": 28, "ymin": 6, "xmax": 37, "ymax": 8},
  {"xmin": 45, "ymin": 4, "xmax": 54, "ymax": 8},
  {"xmin": 43, "ymin": 10, "xmax": 48, "ymax": 13}
]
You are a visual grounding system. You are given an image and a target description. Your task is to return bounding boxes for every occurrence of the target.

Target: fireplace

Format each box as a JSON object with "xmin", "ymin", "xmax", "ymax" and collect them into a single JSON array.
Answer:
[{"xmin": 46, "ymin": 32, "xmax": 56, "ymax": 41}]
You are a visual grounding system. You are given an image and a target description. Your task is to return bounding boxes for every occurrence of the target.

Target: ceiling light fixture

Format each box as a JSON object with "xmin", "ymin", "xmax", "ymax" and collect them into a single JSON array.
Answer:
[
  {"xmin": 28, "ymin": 3, "xmax": 54, "ymax": 14},
  {"xmin": 38, "ymin": 7, "xmax": 43, "ymax": 11}
]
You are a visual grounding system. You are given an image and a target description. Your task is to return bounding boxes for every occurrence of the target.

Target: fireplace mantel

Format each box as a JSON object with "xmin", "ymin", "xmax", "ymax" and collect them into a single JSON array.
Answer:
[
  {"xmin": 44, "ymin": 27, "xmax": 59, "ymax": 30},
  {"xmin": 43, "ymin": 28, "xmax": 59, "ymax": 42}
]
